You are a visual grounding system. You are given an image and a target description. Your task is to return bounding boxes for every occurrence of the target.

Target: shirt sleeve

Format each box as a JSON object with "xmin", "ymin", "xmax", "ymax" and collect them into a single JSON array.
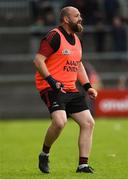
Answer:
[{"xmin": 37, "ymin": 30, "xmax": 60, "ymax": 57}]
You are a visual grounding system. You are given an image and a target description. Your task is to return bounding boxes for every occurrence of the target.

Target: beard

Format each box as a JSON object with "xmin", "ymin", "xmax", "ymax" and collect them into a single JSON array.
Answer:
[{"xmin": 68, "ymin": 20, "xmax": 83, "ymax": 32}]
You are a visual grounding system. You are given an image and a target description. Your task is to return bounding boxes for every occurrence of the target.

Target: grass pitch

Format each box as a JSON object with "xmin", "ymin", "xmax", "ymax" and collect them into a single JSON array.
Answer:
[{"xmin": 0, "ymin": 118, "xmax": 128, "ymax": 179}]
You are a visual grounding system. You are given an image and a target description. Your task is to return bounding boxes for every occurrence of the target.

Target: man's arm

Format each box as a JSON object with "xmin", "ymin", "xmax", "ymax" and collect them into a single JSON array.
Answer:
[
  {"xmin": 77, "ymin": 62, "xmax": 98, "ymax": 99},
  {"xmin": 33, "ymin": 53, "xmax": 50, "ymax": 78},
  {"xmin": 77, "ymin": 62, "xmax": 90, "ymax": 85}
]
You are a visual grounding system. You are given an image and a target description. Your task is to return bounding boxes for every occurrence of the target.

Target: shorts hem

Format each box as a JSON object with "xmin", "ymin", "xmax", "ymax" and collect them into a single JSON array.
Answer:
[
  {"xmin": 49, "ymin": 107, "xmax": 65, "ymax": 114},
  {"xmin": 69, "ymin": 107, "xmax": 89, "ymax": 114}
]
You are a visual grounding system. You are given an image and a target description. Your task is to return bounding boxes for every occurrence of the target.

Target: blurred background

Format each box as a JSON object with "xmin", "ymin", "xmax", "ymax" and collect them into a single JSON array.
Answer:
[{"xmin": 0, "ymin": 0, "xmax": 128, "ymax": 119}]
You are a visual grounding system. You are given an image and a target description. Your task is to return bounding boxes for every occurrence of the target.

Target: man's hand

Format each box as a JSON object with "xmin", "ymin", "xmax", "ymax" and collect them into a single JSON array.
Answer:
[
  {"xmin": 87, "ymin": 88, "xmax": 98, "ymax": 99},
  {"xmin": 45, "ymin": 75, "xmax": 65, "ymax": 93}
]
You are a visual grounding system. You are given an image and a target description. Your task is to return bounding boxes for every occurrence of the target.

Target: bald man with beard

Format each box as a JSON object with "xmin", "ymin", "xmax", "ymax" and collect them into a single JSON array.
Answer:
[{"xmin": 33, "ymin": 6, "xmax": 97, "ymax": 174}]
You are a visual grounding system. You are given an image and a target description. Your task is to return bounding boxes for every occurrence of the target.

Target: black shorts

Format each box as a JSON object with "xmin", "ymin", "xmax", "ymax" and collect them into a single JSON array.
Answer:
[{"xmin": 40, "ymin": 89, "xmax": 89, "ymax": 115}]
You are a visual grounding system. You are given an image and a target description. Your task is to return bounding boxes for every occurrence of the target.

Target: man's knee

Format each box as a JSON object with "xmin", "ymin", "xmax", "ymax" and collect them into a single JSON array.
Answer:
[
  {"xmin": 51, "ymin": 110, "xmax": 67, "ymax": 130},
  {"xmin": 54, "ymin": 120, "xmax": 66, "ymax": 130},
  {"xmin": 82, "ymin": 118, "xmax": 95, "ymax": 130},
  {"xmin": 52, "ymin": 116, "xmax": 67, "ymax": 130},
  {"xmin": 87, "ymin": 118, "xmax": 95, "ymax": 129}
]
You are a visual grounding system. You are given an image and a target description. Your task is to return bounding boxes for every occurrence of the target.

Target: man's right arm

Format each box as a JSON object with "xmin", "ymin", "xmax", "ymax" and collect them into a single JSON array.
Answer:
[
  {"xmin": 34, "ymin": 30, "xmax": 60, "ymax": 78},
  {"xmin": 33, "ymin": 53, "xmax": 50, "ymax": 78}
]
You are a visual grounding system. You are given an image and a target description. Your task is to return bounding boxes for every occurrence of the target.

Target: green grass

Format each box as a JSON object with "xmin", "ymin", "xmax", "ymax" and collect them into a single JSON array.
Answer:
[{"xmin": 0, "ymin": 118, "xmax": 128, "ymax": 179}]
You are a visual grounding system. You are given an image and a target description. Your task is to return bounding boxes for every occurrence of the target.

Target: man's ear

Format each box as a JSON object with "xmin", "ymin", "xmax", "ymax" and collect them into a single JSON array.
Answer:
[{"xmin": 64, "ymin": 16, "xmax": 70, "ymax": 23}]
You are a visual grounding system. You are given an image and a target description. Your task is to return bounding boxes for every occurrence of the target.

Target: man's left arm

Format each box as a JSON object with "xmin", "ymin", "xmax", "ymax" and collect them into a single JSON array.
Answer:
[{"xmin": 77, "ymin": 62, "xmax": 98, "ymax": 99}]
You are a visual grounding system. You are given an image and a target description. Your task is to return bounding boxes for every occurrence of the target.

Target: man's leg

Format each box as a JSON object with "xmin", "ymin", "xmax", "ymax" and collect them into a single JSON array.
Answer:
[
  {"xmin": 71, "ymin": 110, "xmax": 95, "ymax": 173},
  {"xmin": 39, "ymin": 110, "xmax": 67, "ymax": 173}
]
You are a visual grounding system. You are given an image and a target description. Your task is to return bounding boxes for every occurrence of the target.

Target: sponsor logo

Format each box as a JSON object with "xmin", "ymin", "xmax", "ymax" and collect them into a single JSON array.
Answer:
[
  {"xmin": 52, "ymin": 102, "xmax": 60, "ymax": 108},
  {"xmin": 100, "ymin": 99, "xmax": 128, "ymax": 112},
  {"xmin": 63, "ymin": 60, "xmax": 80, "ymax": 72},
  {"xmin": 62, "ymin": 49, "xmax": 71, "ymax": 55}
]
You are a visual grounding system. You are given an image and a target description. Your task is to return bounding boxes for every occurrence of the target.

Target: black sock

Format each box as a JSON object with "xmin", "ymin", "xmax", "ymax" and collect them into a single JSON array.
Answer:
[
  {"xmin": 79, "ymin": 157, "xmax": 88, "ymax": 165},
  {"xmin": 42, "ymin": 144, "xmax": 50, "ymax": 154}
]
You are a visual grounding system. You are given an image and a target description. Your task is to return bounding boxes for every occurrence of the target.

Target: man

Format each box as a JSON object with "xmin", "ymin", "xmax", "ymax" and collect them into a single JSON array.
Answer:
[{"xmin": 33, "ymin": 6, "xmax": 97, "ymax": 173}]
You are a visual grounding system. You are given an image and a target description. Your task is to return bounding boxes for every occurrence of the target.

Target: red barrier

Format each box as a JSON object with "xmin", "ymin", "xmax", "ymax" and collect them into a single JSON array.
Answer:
[{"xmin": 95, "ymin": 89, "xmax": 128, "ymax": 117}]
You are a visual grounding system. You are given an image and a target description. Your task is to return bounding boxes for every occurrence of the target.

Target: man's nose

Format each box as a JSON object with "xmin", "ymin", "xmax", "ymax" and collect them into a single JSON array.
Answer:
[{"xmin": 79, "ymin": 16, "xmax": 82, "ymax": 22}]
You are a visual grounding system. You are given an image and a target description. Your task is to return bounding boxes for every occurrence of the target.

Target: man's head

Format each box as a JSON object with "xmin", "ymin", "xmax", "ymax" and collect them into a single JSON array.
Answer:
[{"xmin": 60, "ymin": 6, "xmax": 83, "ymax": 33}]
